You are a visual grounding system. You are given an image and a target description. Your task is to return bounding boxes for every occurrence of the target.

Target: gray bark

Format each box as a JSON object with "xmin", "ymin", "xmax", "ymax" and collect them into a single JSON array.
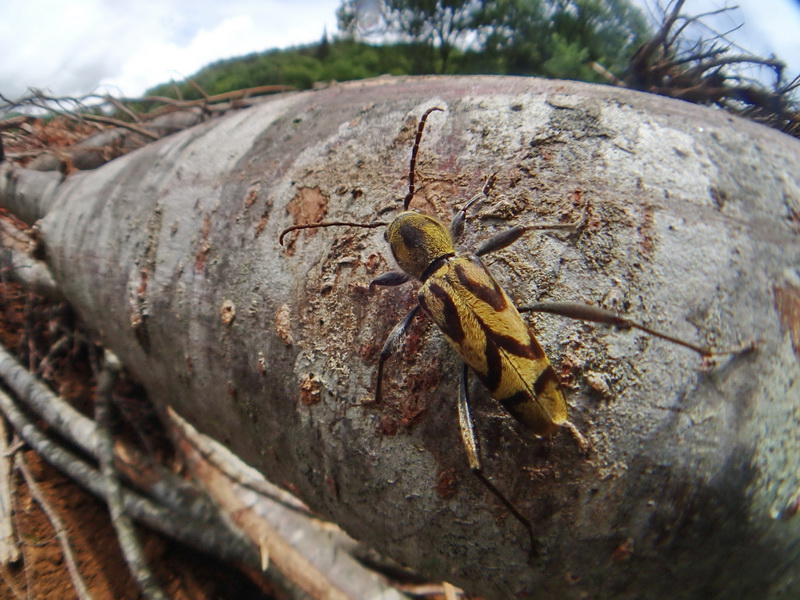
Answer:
[{"xmin": 4, "ymin": 76, "xmax": 799, "ymax": 599}]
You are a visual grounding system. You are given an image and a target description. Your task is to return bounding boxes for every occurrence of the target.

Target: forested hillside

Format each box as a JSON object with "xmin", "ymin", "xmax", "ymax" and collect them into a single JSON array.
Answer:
[{"xmin": 147, "ymin": 0, "xmax": 650, "ymax": 99}]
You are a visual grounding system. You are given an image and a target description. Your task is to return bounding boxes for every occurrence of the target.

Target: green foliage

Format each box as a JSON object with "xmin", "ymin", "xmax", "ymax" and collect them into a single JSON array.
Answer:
[
  {"xmin": 473, "ymin": 0, "xmax": 649, "ymax": 80},
  {"xmin": 542, "ymin": 33, "xmax": 593, "ymax": 80},
  {"xmin": 145, "ymin": 40, "xmax": 418, "ymax": 99}
]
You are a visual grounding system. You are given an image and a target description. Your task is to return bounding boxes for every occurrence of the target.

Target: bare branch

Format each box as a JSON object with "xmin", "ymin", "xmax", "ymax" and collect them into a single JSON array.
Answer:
[
  {"xmin": 624, "ymin": 0, "xmax": 798, "ymax": 137},
  {"xmin": 78, "ymin": 114, "xmax": 159, "ymax": 140},
  {"xmin": 0, "ymin": 342, "xmax": 226, "ymax": 525},
  {"xmin": 94, "ymin": 351, "xmax": 169, "ymax": 600},
  {"xmin": 0, "ymin": 385, "xmax": 259, "ymax": 567},
  {"xmin": 169, "ymin": 407, "xmax": 409, "ymax": 600},
  {"xmin": 0, "ymin": 418, "xmax": 20, "ymax": 564},
  {"xmin": 0, "ymin": 219, "xmax": 62, "ymax": 299}
]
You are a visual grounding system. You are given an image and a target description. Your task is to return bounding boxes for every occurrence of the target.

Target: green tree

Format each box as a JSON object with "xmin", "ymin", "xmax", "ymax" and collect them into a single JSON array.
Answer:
[
  {"xmin": 476, "ymin": 0, "xmax": 649, "ymax": 79},
  {"xmin": 339, "ymin": 0, "xmax": 650, "ymax": 80},
  {"xmin": 474, "ymin": 0, "xmax": 550, "ymax": 74},
  {"xmin": 338, "ymin": 0, "xmax": 484, "ymax": 73},
  {"xmin": 548, "ymin": 0, "xmax": 650, "ymax": 76}
]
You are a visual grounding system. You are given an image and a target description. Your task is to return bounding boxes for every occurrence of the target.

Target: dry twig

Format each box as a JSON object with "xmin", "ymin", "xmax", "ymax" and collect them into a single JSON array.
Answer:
[
  {"xmin": 0, "ymin": 83, "xmax": 294, "ymax": 172},
  {"xmin": 94, "ymin": 351, "xmax": 168, "ymax": 600},
  {"xmin": 0, "ymin": 418, "xmax": 19, "ymax": 564}
]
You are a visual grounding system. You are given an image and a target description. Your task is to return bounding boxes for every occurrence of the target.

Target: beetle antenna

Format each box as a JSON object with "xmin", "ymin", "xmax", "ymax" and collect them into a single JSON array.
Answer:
[
  {"xmin": 279, "ymin": 221, "xmax": 387, "ymax": 246},
  {"xmin": 404, "ymin": 107, "xmax": 444, "ymax": 210}
]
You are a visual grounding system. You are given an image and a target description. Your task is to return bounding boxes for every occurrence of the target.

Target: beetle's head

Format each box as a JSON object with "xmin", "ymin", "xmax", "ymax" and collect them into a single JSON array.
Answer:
[{"xmin": 385, "ymin": 211, "xmax": 454, "ymax": 280}]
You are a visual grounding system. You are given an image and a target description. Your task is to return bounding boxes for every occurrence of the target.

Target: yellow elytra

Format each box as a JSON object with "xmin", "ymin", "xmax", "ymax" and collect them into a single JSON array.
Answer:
[{"xmin": 385, "ymin": 210, "xmax": 567, "ymax": 436}]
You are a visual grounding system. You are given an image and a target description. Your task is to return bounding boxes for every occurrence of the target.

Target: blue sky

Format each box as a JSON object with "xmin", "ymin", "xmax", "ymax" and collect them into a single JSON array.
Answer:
[{"xmin": 0, "ymin": 0, "xmax": 798, "ymax": 99}]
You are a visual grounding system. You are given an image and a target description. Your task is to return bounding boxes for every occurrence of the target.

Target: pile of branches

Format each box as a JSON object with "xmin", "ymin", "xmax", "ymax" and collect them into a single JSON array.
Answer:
[
  {"xmin": 0, "ymin": 83, "xmax": 293, "ymax": 173},
  {"xmin": 618, "ymin": 0, "xmax": 799, "ymax": 138}
]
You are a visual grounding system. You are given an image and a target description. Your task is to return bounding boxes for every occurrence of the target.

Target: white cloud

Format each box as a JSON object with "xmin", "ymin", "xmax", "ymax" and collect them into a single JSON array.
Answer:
[
  {"xmin": 1, "ymin": 0, "xmax": 338, "ymax": 98},
  {"xmin": 101, "ymin": 16, "xmax": 261, "ymax": 95}
]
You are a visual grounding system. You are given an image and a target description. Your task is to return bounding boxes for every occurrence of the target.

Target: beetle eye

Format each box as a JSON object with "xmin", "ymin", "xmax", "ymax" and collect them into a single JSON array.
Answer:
[{"xmin": 383, "ymin": 230, "xmax": 388, "ymax": 241}]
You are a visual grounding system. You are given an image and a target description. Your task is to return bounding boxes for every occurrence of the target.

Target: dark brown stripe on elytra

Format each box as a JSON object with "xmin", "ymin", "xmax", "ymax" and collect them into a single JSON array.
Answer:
[
  {"xmin": 492, "ymin": 330, "xmax": 546, "ymax": 361},
  {"xmin": 500, "ymin": 389, "xmax": 530, "ymax": 410},
  {"xmin": 454, "ymin": 260, "xmax": 508, "ymax": 311},
  {"xmin": 425, "ymin": 282, "xmax": 465, "ymax": 345},
  {"xmin": 533, "ymin": 365, "xmax": 560, "ymax": 397},
  {"xmin": 482, "ymin": 337, "xmax": 503, "ymax": 393}
]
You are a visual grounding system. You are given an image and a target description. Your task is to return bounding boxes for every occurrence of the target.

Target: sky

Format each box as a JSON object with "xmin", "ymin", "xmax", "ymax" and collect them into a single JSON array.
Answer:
[{"xmin": 0, "ymin": 0, "xmax": 798, "ymax": 101}]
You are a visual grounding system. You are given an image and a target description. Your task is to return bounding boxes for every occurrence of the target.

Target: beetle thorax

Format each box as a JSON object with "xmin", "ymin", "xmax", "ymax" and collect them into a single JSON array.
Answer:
[{"xmin": 385, "ymin": 212, "xmax": 455, "ymax": 280}]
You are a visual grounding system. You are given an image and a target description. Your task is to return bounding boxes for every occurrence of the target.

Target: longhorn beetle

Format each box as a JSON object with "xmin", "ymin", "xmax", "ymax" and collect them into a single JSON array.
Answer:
[{"xmin": 279, "ymin": 107, "xmax": 748, "ymax": 556}]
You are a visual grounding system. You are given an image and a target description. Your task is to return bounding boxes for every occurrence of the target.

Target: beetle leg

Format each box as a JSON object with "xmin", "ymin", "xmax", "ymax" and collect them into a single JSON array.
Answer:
[
  {"xmin": 369, "ymin": 270, "xmax": 411, "ymax": 291},
  {"xmin": 475, "ymin": 205, "xmax": 586, "ymax": 257},
  {"xmin": 518, "ymin": 301, "xmax": 756, "ymax": 361},
  {"xmin": 457, "ymin": 364, "xmax": 536, "ymax": 561},
  {"xmin": 374, "ymin": 306, "xmax": 421, "ymax": 403},
  {"xmin": 457, "ymin": 364, "xmax": 482, "ymax": 471},
  {"xmin": 450, "ymin": 173, "xmax": 497, "ymax": 241}
]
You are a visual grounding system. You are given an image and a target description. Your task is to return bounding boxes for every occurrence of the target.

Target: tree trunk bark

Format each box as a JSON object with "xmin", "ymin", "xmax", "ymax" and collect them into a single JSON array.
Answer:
[{"xmin": 4, "ymin": 75, "xmax": 799, "ymax": 599}]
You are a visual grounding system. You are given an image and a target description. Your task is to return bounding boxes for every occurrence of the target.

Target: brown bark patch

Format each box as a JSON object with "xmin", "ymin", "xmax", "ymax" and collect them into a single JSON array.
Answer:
[
  {"xmin": 244, "ymin": 187, "xmax": 259, "ymax": 209},
  {"xmin": 220, "ymin": 299, "xmax": 236, "ymax": 327},
  {"xmin": 274, "ymin": 303, "xmax": 293, "ymax": 345},
  {"xmin": 775, "ymin": 283, "xmax": 800, "ymax": 360},
  {"xmin": 436, "ymin": 467, "xmax": 459, "ymax": 500},
  {"xmin": 284, "ymin": 187, "xmax": 329, "ymax": 255},
  {"xmin": 194, "ymin": 214, "xmax": 213, "ymax": 272}
]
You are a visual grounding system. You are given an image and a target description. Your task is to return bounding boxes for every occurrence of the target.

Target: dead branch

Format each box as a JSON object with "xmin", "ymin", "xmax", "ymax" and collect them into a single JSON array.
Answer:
[
  {"xmin": 15, "ymin": 453, "xmax": 94, "ymax": 600},
  {"xmin": 0, "ymin": 219, "xmax": 61, "ymax": 299},
  {"xmin": 106, "ymin": 96, "xmax": 142, "ymax": 123},
  {"xmin": 78, "ymin": 114, "xmax": 159, "ymax": 140},
  {"xmin": 169, "ymin": 407, "xmax": 409, "ymax": 600},
  {"xmin": 187, "ymin": 79, "xmax": 211, "ymax": 103},
  {"xmin": 94, "ymin": 352, "xmax": 168, "ymax": 600},
  {"xmin": 0, "ymin": 342, "xmax": 98, "ymax": 451},
  {"xmin": 0, "ymin": 117, "xmax": 34, "ymax": 132},
  {"xmin": 0, "ymin": 164, "xmax": 63, "ymax": 225},
  {"xmin": 0, "ymin": 385, "xmax": 258, "ymax": 567},
  {"xmin": 630, "ymin": 0, "xmax": 685, "ymax": 74},
  {"xmin": 0, "ymin": 83, "xmax": 294, "ymax": 172},
  {"xmin": 624, "ymin": 0, "xmax": 798, "ymax": 137},
  {"xmin": 0, "ymin": 342, "xmax": 226, "ymax": 525},
  {"xmin": 167, "ymin": 406, "xmax": 313, "ymax": 516},
  {"xmin": 0, "ymin": 418, "xmax": 20, "ymax": 564}
]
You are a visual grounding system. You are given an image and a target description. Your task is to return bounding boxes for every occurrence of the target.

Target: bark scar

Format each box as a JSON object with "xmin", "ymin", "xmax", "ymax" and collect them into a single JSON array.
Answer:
[
  {"xmin": 283, "ymin": 187, "xmax": 329, "ymax": 255},
  {"xmin": 774, "ymin": 282, "xmax": 800, "ymax": 360}
]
